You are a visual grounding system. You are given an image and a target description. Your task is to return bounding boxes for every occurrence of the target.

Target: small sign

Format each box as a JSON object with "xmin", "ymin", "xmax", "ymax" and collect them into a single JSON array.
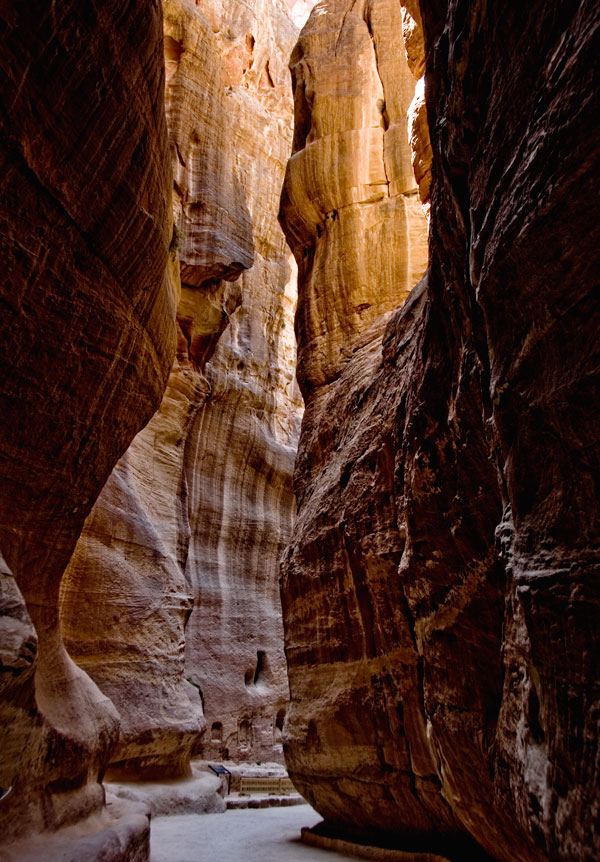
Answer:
[{"xmin": 209, "ymin": 764, "xmax": 231, "ymax": 794}]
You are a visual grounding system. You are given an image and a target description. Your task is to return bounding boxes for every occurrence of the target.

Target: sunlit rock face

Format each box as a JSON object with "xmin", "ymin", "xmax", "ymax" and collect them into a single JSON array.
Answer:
[
  {"xmin": 182, "ymin": 0, "xmax": 302, "ymax": 767},
  {"xmin": 279, "ymin": 0, "xmax": 429, "ymax": 395},
  {"xmin": 280, "ymin": 1, "xmax": 599, "ymax": 860},
  {"xmin": 0, "ymin": 0, "xmax": 177, "ymax": 850},
  {"xmin": 61, "ymin": 0, "xmax": 302, "ymax": 775}
]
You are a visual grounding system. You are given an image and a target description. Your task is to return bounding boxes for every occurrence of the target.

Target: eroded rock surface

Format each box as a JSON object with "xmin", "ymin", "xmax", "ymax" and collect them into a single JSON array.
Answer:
[
  {"xmin": 279, "ymin": 0, "xmax": 437, "ymax": 836},
  {"xmin": 61, "ymin": 0, "xmax": 302, "ymax": 775},
  {"xmin": 182, "ymin": 0, "xmax": 302, "ymax": 768},
  {"xmin": 280, "ymin": 0, "xmax": 428, "ymax": 394},
  {"xmin": 0, "ymin": 0, "xmax": 177, "ymax": 849},
  {"xmin": 280, "ymin": 2, "xmax": 599, "ymax": 861}
]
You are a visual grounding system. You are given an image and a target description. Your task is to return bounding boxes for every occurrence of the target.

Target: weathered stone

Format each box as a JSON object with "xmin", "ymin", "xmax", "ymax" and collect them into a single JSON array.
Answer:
[
  {"xmin": 279, "ymin": 0, "xmax": 428, "ymax": 394},
  {"xmin": 400, "ymin": 1, "xmax": 425, "ymax": 79},
  {"xmin": 173, "ymin": 0, "xmax": 303, "ymax": 768},
  {"xmin": 0, "ymin": 795, "xmax": 151, "ymax": 862},
  {"xmin": 280, "ymin": 281, "xmax": 463, "ymax": 845},
  {"xmin": 166, "ymin": 0, "xmax": 254, "ymax": 287},
  {"xmin": 106, "ymin": 768, "xmax": 225, "ymax": 817},
  {"xmin": 0, "ymin": 554, "xmax": 36, "ymax": 693},
  {"xmin": 279, "ymin": 0, "xmax": 438, "ymax": 840},
  {"xmin": 416, "ymin": 2, "xmax": 600, "ymax": 858},
  {"xmin": 408, "ymin": 76, "xmax": 431, "ymax": 207},
  {"xmin": 0, "ymin": 0, "xmax": 177, "ymax": 848},
  {"xmin": 280, "ymin": 1, "xmax": 600, "ymax": 860},
  {"xmin": 61, "ymin": 0, "xmax": 303, "ymax": 776}
]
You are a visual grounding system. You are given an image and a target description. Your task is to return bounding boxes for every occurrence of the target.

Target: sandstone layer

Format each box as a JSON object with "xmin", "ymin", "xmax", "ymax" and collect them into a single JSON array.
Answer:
[
  {"xmin": 182, "ymin": 0, "xmax": 302, "ymax": 768},
  {"xmin": 0, "ymin": 0, "xmax": 177, "ymax": 848},
  {"xmin": 279, "ymin": 0, "xmax": 433, "ymax": 832},
  {"xmin": 280, "ymin": 2, "xmax": 599, "ymax": 861},
  {"xmin": 61, "ymin": 0, "xmax": 302, "ymax": 775},
  {"xmin": 280, "ymin": 0, "xmax": 429, "ymax": 395}
]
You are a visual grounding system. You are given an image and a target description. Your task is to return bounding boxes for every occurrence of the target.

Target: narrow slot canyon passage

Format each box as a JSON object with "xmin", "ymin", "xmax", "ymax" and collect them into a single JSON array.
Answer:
[{"xmin": 0, "ymin": 1, "xmax": 598, "ymax": 862}]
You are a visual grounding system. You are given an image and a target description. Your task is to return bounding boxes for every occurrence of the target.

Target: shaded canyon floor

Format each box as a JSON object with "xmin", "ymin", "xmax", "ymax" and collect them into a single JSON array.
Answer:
[
  {"xmin": 149, "ymin": 805, "xmax": 395, "ymax": 862},
  {"xmin": 149, "ymin": 800, "xmax": 492, "ymax": 862}
]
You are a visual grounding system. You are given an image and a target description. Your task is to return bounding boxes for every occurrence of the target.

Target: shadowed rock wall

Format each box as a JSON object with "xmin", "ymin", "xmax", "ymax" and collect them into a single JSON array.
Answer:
[
  {"xmin": 0, "ymin": 0, "xmax": 177, "ymax": 849},
  {"xmin": 61, "ymin": 0, "xmax": 302, "ymax": 774},
  {"xmin": 280, "ymin": 1, "xmax": 599, "ymax": 860}
]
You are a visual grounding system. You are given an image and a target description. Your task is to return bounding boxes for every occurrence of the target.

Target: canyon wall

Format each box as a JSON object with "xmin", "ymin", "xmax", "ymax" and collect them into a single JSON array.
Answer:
[
  {"xmin": 280, "ymin": 2, "xmax": 599, "ymax": 862},
  {"xmin": 279, "ymin": 0, "xmax": 442, "ymax": 841},
  {"xmin": 60, "ymin": 0, "xmax": 302, "ymax": 775},
  {"xmin": 0, "ymin": 0, "xmax": 177, "ymax": 853},
  {"xmin": 181, "ymin": 0, "xmax": 302, "ymax": 766}
]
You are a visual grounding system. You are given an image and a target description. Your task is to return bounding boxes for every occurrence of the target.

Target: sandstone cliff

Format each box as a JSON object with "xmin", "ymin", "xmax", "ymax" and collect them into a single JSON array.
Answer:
[
  {"xmin": 60, "ymin": 0, "xmax": 302, "ymax": 776},
  {"xmin": 181, "ymin": 0, "xmax": 301, "ymax": 767},
  {"xmin": 280, "ymin": 2, "xmax": 600, "ymax": 861},
  {"xmin": 279, "ymin": 0, "xmax": 440, "ymax": 839},
  {"xmin": 0, "ymin": 0, "xmax": 177, "ymax": 851},
  {"xmin": 280, "ymin": 0, "xmax": 428, "ymax": 394}
]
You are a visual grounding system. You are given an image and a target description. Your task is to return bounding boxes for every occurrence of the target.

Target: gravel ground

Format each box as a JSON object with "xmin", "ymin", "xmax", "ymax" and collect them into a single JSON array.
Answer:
[{"xmin": 150, "ymin": 803, "xmax": 354, "ymax": 862}]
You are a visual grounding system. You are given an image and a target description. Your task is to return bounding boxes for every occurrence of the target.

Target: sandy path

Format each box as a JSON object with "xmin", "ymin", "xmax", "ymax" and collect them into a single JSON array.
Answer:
[{"xmin": 150, "ymin": 804, "xmax": 354, "ymax": 862}]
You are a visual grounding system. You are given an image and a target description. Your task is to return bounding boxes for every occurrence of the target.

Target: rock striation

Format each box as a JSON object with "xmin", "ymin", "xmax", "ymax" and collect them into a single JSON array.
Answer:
[
  {"xmin": 280, "ymin": 0, "xmax": 429, "ymax": 394},
  {"xmin": 280, "ymin": 2, "xmax": 600, "ymax": 861},
  {"xmin": 61, "ymin": 0, "xmax": 303, "ymax": 776},
  {"xmin": 279, "ymin": 1, "xmax": 443, "ymax": 839},
  {"xmin": 0, "ymin": 0, "xmax": 177, "ymax": 851},
  {"xmin": 181, "ymin": 0, "xmax": 302, "ymax": 768}
]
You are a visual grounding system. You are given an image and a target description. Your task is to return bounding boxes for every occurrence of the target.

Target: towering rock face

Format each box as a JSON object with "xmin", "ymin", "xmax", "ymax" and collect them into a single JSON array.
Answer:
[
  {"xmin": 61, "ymin": 0, "xmax": 302, "ymax": 775},
  {"xmin": 280, "ymin": 0, "xmax": 428, "ymax": 394},
  {"xmin": 181, "ymin": 0, "xmax": 302, "ymax": 767},
  {"xmin": 415, "ymin": 2, "xmax": 600, "ymax": 857},
  {"xmin": 280, "ymin": 2, "xmax": 599, "ymax": 861},
  {"xmin": 0, "ymin": 0, "xmax": 177, "ymax": 848},
  {"xmin": 279, "ymin": 0, "xmax": 436, "ymax": 839}
]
